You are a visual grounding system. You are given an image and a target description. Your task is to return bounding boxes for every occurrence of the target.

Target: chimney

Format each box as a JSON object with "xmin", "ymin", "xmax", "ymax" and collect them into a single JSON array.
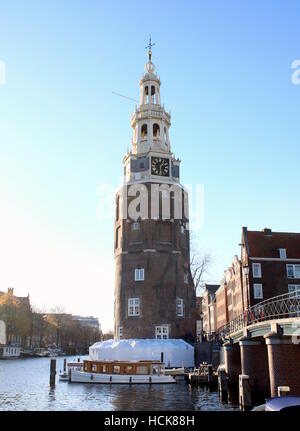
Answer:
[{"xmin": 263, "ymin": 228, "xmax": 272, "ymax": 236}]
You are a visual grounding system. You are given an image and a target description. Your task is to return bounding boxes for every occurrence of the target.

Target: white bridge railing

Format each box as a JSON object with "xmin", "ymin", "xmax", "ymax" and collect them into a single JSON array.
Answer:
[{"xmin": 218, "ymin": 291, "xmax": 300, "ymax": 339}]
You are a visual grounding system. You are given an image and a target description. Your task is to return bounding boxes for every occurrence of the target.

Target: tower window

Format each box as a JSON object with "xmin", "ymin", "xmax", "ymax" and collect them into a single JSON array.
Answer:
[
  {"xmin": 151, "ymin": 85, "xmax": 156, "ymax": 103},
  {"xmin": 118, "ymin": 326, "xmax": 123, "ymax": 340},
  {"xmin": 141, "ymin": 124, "xmax": 148, "ymax": 138},
  {"xmin": 176, "ymin": 298, "xmax": 184, "ymax": 317},
  {"xmin": 134, "ymin": 268, "xmax": 145, "ymax": 281},
  {"xmin": 153, "ymin": 123, "xmax": 160, "ymax": 138},
  {"xmin": 132, "ymin": 222, "xmax": 140, "ymax": 231},
  {"xmin": 184, "ymin": 273, "xmax": 188, "ymax": 284},
  {"xmin": 128, "ymin": 298, "xmax": 140, "ymax": 316},
  {"xmin": 180, "ymin": 225, "xmax": 185, "ymax": 235},
  {"xmin": 144, "ymin": 86, "xmax": 149, "ymax": 104}
]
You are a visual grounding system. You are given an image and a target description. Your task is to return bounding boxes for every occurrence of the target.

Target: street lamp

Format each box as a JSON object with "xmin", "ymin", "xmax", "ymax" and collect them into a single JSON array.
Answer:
[{"xmin": 242, "ymin": 265, "xmax": 250, "ymax": 310}]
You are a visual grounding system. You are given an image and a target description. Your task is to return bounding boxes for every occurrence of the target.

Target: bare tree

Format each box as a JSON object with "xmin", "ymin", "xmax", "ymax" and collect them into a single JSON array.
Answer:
[{"xmin": 190, "ymin": 232, "xmax": 212, "ymax": 296}]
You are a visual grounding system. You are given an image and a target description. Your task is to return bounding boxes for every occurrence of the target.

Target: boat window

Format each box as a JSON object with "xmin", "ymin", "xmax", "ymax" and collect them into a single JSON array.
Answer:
[
  {"xmin": 152, "ymin": 365, "xmax": 161, "ymax": 375},
  {"xmin": 136, "ymin": 366, "xmax": 148, "ymax": 375},
  {"xmin": 113, "ymin": 365, "xmax": 121, "ymax": 374},
  {"xmin": 92, "ymin": 364, "xmax": 97, "ymax": 372},
  {"xmin": 125, "ymin": 365, "xmax": 133, "ymax": 374},
  {"xmin": 102, "ymin": 365, "xmax": 107, "ymax": 373},
  {"xmin": 84, "ymin": 363, "xmax": 88, "ymax": 371}
]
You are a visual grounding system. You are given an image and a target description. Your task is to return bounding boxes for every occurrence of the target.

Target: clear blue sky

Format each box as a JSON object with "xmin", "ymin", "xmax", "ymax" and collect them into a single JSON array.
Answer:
[{"xmin": 0, "ymin": 1, "xmax": 300, "ymax": 331}]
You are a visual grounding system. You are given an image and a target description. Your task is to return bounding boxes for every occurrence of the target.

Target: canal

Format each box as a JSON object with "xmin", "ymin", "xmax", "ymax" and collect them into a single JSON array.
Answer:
[{"xmin": 0, "ymin": 357, "xmax": 239, "ymax": 411}]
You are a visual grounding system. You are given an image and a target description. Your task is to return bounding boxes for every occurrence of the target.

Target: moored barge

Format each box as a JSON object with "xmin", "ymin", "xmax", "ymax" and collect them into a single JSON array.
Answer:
[{"xmin": 69, "ymin": 359, "xmax": 176, "ymax": 384}]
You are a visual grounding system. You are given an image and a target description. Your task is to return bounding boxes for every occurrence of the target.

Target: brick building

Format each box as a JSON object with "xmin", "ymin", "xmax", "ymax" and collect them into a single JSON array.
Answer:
[
  {"xmin": 214, "ymin": 227, "xmax": 300, "ymax": 332},
  {"xmin": 196, "ymin": 296, "xmax": 203, "ymax": 339},
  {"xmin": 202, "ymin": 284, "xmax": 219, "ymax": 336},
  {"xmin": 241, "ymin": 227, "xmax": 300, "ymax": 307},
  {"xmin": 114, "ymin": 46, "xmax": 196, "ymax": 340}
]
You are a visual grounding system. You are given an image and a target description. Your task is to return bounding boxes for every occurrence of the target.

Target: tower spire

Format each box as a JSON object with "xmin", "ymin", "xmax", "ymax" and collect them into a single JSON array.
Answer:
[{"xmin": 145, "ymin": 35, "xmax": 155, "ymax": 61}]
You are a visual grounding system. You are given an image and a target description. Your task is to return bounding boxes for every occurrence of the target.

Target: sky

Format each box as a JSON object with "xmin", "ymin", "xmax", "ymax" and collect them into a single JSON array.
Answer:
[{"xmin": 0, "ymin": 1, "xmax": 300, "ymax": 332}]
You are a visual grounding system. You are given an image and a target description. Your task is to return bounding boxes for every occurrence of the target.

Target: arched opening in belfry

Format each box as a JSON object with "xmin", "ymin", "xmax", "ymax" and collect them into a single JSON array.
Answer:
[
  {"xmin": 141, "ymin": 124, "xmax": 148, "ymax": 138},
  {"xmin": 144, "ymin": 86, "xmax": 149, "ymax": 104},
  {"xmin": 163, "ymin": 127, "xmax": 167, "ymax": 145},
  {"xmin": 153, "ymin": 123, "xmax": 160, "ymax": 138},
  {"xmin": 151, "ymin": 85, "xmax": 156, "ymax": 104}
]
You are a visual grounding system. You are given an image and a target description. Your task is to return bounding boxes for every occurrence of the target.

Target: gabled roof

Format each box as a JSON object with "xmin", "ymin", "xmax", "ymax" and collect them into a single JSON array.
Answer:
[
  {"xmin": 244, "ymin": 228, "xmax": 300, "ymax": 258},
  {"xmin": 204, "ymin": 284, "xmax": 220, "ymax": 295}
]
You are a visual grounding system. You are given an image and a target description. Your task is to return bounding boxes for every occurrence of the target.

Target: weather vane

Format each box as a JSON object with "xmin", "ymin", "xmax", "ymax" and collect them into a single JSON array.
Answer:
[{"xmin": 145, "ymin": 35, "xmax": 155, "ymax": 61}]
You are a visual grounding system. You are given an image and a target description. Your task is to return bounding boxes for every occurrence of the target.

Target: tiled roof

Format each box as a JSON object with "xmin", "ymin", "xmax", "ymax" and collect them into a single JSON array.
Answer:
[{"xmin": 245, "ymin": 230, "xmax": 300, "ymax": 258}]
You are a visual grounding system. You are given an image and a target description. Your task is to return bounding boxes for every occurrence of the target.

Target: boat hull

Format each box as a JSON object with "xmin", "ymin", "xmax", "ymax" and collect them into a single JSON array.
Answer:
[{"xmin": 70, "ymin": 368, "xmax": 176, "ymax": 384}]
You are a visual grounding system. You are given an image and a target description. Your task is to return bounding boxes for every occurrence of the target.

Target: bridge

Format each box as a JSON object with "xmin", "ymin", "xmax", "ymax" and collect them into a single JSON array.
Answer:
[{"xmin": 218, "ymin": 292, "xmax": 300, "ymax": 398}]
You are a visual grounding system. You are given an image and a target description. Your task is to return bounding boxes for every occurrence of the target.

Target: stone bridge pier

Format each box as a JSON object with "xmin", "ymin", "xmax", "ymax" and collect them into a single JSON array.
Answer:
[
  {"xmin": 265, "ymin": 332, "xmax": 300, "ymax": 397},
  {"xmin": 223, "ymin": 342, "xmax": 241, "ymax": 387},
  {"xmin": 222, "ymin": 323, "xmax": 300, "ymax": 401},
  {"xmin": 239, "ymin": 336, "xmax": 269, "ymax": 393}
]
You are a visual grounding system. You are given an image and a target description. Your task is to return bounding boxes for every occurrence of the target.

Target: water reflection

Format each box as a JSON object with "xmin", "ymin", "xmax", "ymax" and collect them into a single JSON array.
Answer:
[{"xmin": 0, "ymin": 357, "xmax": 239, "ymax": 411}]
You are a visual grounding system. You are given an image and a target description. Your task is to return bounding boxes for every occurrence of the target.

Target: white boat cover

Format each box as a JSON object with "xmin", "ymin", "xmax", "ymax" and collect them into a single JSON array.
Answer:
[{"xmin": 89, "ymin": 339, "xmax": 194, "ymax": 368}]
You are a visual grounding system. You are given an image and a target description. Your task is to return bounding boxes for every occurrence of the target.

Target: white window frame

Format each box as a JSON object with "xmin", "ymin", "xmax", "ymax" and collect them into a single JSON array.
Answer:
[
  {"xmin": 155, "ymin": 325, "xmax": 169, "ymax": 339},
  {"xmin": 118, "ymin": 326, "xmax": 123, "ymax": 340},
  {"xmin": 128, "ymin": 298, "xmax": 140, "ymax": 316},
  {"xmin": 176, "ymin": 298, "xmax": 184, "ymax": 317},
  {"xmin": 253, "ymin": 283, "xmax": 263, "ymax": 299},
  {"xmin": 288, "ymin": 284, "xmax": 300, "ymax": 298},
  {"xmin": 252, "ymin": 263, "xmax": 262, "ymax": 278},
  {"xmin": 134, "ymin": 268, "xmax": 145, "ymax": 281},
  {"xmin": 287, "ymin": 264, "xmax": 300, "ymax": 279},
  {"xmin": 279, "ymin": 248, "xmax": 287, "ymax": 259}
]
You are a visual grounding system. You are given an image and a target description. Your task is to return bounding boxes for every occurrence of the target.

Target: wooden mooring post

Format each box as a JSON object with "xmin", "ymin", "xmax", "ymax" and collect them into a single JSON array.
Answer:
[
  {"xmin": 278, "ymin": 386, "xmax": 290, "ymax": 397},
  {"xmin": 218, "ymin": 368, "xmax": 228, "ymax": 401},
  {"xmin": 239, "ymin": 374, "xmax": 251, "ymax": 411},
  {"xmin": 49, "ymin": 358, "xmax": 56, "ymax": 387}
]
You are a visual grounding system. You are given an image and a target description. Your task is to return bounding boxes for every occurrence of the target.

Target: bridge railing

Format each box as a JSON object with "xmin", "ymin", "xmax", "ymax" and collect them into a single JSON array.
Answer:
[{"xmin": 218, "ymin": 290, "xmax": 300, "ymax": 339}]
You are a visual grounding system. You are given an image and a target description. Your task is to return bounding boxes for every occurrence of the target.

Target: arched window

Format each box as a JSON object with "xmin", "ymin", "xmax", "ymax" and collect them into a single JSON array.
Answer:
[
  {"xmin": 153, "ymin": 123, "xmax": 160, "ymax": 138},
  {"xmin": 141, "ymin": 124, "xmax": 148, "ymax": 138},
  {"xmin": 144, "ymin": 86, "xmax": 149, "ymax": 104},
  {"xmin": 151, "ymin": 85, "xmax": 156, "ymax": 103}
]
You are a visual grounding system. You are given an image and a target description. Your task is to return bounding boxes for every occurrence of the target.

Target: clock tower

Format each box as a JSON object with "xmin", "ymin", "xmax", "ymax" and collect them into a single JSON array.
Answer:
[{"xmin": 114, "ymin": 42, "xmax": 196, "ymax": 341}]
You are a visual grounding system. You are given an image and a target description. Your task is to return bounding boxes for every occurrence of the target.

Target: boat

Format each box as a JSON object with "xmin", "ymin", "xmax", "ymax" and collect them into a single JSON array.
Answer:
[
  {"xmin": 252, "ymin": 396, "xmax": 300, "ymax": 411},
  {"xmin": 69, "ymin": 359, "xmax": 176, "ymax": 384},
  {"xmin": 164, "ymin": 367, "xmax": 185, "ymax": 377},
  {"xmin": 59, "ymin": 371, "xmax": 69, "ymax": 381}
]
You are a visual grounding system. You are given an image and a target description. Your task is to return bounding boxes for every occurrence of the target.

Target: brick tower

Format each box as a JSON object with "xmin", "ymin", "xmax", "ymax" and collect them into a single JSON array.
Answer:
[{"xmin": 114, "ymin": 41, "xmax": 196, "ymax": 340}]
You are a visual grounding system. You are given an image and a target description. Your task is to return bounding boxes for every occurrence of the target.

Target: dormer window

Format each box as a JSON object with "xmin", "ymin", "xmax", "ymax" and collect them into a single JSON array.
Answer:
[{"xmin": 279, "ymin": 249, "xmax": 287, "ymax": 259}]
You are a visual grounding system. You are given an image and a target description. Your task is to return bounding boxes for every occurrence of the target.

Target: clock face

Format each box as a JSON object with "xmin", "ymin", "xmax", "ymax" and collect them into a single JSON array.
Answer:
[{"xmin": 151, "ymin": 157, "xmax": 170, "ymax": 177}]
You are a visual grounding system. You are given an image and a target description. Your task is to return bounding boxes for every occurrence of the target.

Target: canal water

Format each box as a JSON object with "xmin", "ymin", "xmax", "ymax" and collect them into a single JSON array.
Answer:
[{"xmin": 0, "ymin": 357, "xmax": 239, "ymax": 411}]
